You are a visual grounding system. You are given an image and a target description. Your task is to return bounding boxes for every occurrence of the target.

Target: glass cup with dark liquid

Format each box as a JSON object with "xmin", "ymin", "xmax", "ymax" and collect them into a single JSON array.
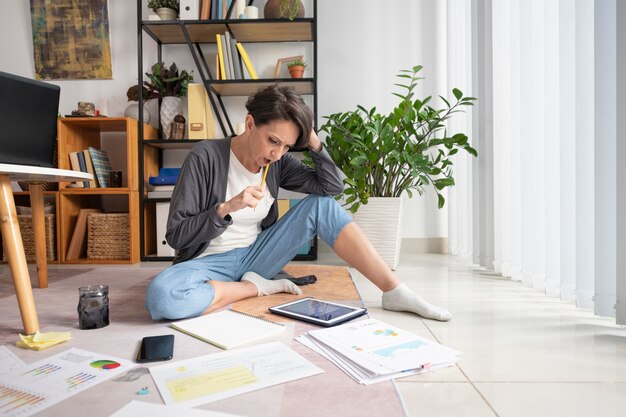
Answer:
[{"xmin": 77, "ymin": 285, "xmax": 109, "ymax": 329}]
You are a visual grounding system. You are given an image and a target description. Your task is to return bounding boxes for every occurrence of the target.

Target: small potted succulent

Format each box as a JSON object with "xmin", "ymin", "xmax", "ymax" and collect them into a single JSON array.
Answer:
[
  {"xmin": 287, "ymin": 59, "xmax": 307, "ymax": 78},
  {"xmin": 147, "ymin": 0, "xmax": 179, "ymax": 20}
]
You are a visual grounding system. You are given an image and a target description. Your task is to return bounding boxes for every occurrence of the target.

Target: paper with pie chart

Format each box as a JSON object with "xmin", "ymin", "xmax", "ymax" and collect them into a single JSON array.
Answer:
[
  {"xmin": 0, "ymin": 348, "xmax": 134, "ymax": 417},
  {"xmin": 303, "ymin": 318, "xmax": 461, "ymax": 376}
]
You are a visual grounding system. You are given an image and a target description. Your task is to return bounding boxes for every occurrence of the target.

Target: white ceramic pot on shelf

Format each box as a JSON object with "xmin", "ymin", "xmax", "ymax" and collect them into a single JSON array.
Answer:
[
  {"xmin": 160, "ymin": 96, "xmax": 182, "ymax": 139},
  {"xmin": 124, "ymin": 102, "xmax": 151, "ymax": 123},
  {"xmin": 156, "ymin": 7, "xmax": 177, "ymax": 20},
  {"xmin": 352, "ymin": 197, "xmax": 404, "ymax": 270}
]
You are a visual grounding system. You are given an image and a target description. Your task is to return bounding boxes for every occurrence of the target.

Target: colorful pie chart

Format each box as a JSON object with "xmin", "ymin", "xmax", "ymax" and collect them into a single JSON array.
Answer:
[{"xmin": 90, "ymin": 360, "xmax": 121, "ymax": 370}]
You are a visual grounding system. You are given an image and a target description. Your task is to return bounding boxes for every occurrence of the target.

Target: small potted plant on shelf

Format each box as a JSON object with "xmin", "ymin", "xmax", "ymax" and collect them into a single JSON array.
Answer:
[
  {"xmin": 318, "ymin": 65, "xmax": 478, "ymax": 269},
  {"xmin": 264, "ymin": 0, "xmax": 305, "ymax": 20},
  {"xmin": 144, "ymin": 61, "xmax": 193, "ymax": 139},
  {"xmin": 287, "ymin": 59, "xmax": 307, "ymax": 78},
  {"xmin": 147, "ymin": 0, "xmax": 179, "ymax": 20}
]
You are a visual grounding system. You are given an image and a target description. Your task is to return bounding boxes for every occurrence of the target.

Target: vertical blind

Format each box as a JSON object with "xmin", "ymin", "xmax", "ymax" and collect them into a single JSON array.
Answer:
[{"xmin": 446, "ymin": 0, "xmax": 622, "ymax": 319}]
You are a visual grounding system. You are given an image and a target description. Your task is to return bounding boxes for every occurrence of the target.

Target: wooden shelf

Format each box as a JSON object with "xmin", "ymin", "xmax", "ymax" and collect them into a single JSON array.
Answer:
[
  {"xmin": 143, "ymin": 140, "xmax": 201, "ymax": 150},
  {"xmin": 142, "ymin": 20, "xmax": 314, "ymax": 44},
  {"xmin": 208, "ymin": 79, "xmax": 314, "ymax": 96},
  {"xmin": 57, "ymin": 117, "xmax": 158, "ymax": 264}
]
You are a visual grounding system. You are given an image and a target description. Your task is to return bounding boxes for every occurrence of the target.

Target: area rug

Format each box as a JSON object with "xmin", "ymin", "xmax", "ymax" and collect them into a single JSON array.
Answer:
[
  {"xmin": 0, "ymin": 266, "xmax": 93, "ymax": 298},
  {"xmin": 0, "ymin": 265, "xmax": 406, "ymax": 417}
]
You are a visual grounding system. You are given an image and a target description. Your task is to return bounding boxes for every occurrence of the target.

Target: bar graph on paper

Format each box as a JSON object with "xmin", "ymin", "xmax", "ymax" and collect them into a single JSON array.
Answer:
[
  {"xmin": 0, "ymin": 383, "xmax": 48, "ymax": 417},
  {"xmin": 0, "ymin": 348, "xmax": 134, "ymax": 417}
]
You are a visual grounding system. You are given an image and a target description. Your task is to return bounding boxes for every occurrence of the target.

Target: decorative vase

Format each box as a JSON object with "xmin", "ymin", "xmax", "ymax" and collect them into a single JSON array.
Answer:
[
  {"xmin": 156, "ymin": 7, "xmax": 177, "ymax": 20},
  {"xmin": 160, "ymin": 96, "xmax": 182, "ymax": 139},
  {"xmin": 124, "ymin": 102, "xmax": 151, "ymax": 123},
  {"xmin": 263, "ymin": 0, "xmax": 304, "ymax": 19},
  {"xmin": 352, "ymin": 197, "xmax": 404, "ymax": 270},
  {"xmin": 288, "ymin": 65, "xmax": 305, "ymax": 78}
]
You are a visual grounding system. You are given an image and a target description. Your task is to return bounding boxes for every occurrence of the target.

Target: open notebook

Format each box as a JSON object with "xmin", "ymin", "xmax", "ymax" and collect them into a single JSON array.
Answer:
[{"xmin": 170, "ymin": 309, "xmax": 287, "ymax": 350}]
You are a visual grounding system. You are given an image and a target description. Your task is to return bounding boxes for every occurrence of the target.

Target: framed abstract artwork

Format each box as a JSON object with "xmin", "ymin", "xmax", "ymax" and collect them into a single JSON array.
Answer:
[{"xmin": 30, "ymin": 0, "xmax": 112, "ymax": 80}]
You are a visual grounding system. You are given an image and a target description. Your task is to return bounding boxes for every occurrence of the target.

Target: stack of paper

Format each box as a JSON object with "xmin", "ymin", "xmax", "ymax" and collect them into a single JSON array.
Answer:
[
  {"xmin": 297, "ymin": 318, "xmax": 461, "ymax": 385},
  {"xmin": 17, "ymin": 331, "xmax": 72, "ymax": 350}
]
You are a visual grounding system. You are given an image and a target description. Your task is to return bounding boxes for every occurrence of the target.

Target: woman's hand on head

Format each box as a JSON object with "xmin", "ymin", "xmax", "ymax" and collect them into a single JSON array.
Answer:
[
  {"xmin": 308, "ymin": 129, "xmax": 322, "ymax": 152},
  {"xmin": 217, "ymin": 186, "xmax": 264, "ymax": 218}
]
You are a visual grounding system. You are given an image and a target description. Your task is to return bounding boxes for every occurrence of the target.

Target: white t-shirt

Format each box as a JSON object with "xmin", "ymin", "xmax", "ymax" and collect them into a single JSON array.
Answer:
[{"xmin": 201, "ymin": 150, "xmax": 275, "ymax": 256}]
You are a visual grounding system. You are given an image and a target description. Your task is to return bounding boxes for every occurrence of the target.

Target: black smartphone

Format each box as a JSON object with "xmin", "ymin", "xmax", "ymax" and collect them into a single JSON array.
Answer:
[
  {"xmin": 136, "ymin": 334, "xmax": 175, "ymax": 363},
  {"xmin": 287, "ymin": 274, "xmax": 317, "ymax": 286}
]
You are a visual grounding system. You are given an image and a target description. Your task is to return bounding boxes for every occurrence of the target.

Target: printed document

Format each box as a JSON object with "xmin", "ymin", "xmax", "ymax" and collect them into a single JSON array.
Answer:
[
  {"xmin": 149, "ymin": 341, "xmax": 323, "ymax": 407},
  {"xmin": 298, "ymin": 318, "xmax": 461, "ymax": 384},
  {"xmin": 0, "ymin": 348, "xmax": 134, "ymax": 417}
]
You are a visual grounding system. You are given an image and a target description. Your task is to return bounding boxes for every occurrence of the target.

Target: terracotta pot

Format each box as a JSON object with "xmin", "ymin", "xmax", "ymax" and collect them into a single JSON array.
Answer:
[
  {"xmin": 264, "ymin": 0, "xmax": 304, "ymax": 19},
  {"xmin": 288, "ymin": 65, "xmax": 304, "ymax": 78}
]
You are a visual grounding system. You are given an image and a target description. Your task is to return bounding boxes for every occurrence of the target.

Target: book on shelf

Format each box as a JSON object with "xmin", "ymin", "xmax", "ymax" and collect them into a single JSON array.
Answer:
[
  {"xmin": 187, "ymin": 83, "xmax": 218, "ymax": 140},
  {"xmin": 170, "ymin": 309, "xmax": 287, "ymax": 350},
  {"xmin": 216, "ymin": 34, "xmax": 227, "ymax": 80},
  {"xmin": 236, "ymin": 43, "xmax": 259, "ymax": 79},
  {"xmin": 200, "ymin": 0, "xmax": 211, "ymax": 20},
  {"xmin": 180, "ymin": 0, "xmax": 200, "ymax": 19},
  {"xmin": 68, "ymin": 151, "xmax": 84, "ymax": 188},
  {"xmin": 76, "ymin": 151, "xmax": 90, "ymax": 188},
  {"xmin": 82, "ymin": 149, "xmax": 98, "ymax": 188},
  {"xmin": 148, "ymin": 185, "xmax": 176, "ymax": 192},
  {"xmin": 229, "ymin": 36, "xmax": 243, "ymax": 79},
  {"xmin": 66, "ymin": 208, "xmax": 101, "ymax": 261},
  {"xmin": 147, "ymin": 190, "xmax": 173, "ymax": 199},
  {"xmin": 88, "ymin": 147, "xmax": 113, "ymax": 188},
  {"xmin": 224, "ymin": 31, "xmax": 235, "ymax": 79}
]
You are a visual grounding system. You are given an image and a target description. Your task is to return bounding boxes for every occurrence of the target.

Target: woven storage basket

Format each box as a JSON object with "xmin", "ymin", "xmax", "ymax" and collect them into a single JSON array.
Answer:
[
  {"xmin": 86, "ymin": 213, "xmax": 130, "ymax": 260},
  {"xmin": 2, "ymin": 214, "xmax": 56, "ymax": 262}
]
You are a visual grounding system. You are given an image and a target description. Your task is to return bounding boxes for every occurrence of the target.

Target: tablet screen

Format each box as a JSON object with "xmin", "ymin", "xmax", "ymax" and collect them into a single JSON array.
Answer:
[{"xmin": 279, "ymin": 299, "xmax": 357, "ymax": 321}]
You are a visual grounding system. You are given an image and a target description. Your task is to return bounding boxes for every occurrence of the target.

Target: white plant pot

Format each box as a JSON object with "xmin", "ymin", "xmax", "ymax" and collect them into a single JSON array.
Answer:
[
  {"xmin": 156, "ymin": 7, "xmax": 177, "ymax": 20},
  {"xmin": 124, "ymin": 102, "xmax": 151, "ymax": 123},
  {"xmin": 352, "ymin": 197, "xmax": 403, "ymax": 270},
  {"xmin": 160, "ymin": 96, "xmax": 182, "ymax": 139}
]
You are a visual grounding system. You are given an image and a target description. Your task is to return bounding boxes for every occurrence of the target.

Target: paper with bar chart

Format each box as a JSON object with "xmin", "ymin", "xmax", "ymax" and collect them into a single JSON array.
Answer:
[{"xmin": 0, "ymin": 348, "xmax": 134, "ymax": 417}]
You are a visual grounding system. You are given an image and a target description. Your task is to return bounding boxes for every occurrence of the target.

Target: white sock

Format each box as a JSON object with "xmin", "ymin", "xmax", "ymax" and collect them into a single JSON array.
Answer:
[
  {"xmin": 241, "ymin": 271, "xmax": 302, "ymax": 297},
  {"xmin": 382, "ymin": 283, "xmax": 452, "ymax": 321}
]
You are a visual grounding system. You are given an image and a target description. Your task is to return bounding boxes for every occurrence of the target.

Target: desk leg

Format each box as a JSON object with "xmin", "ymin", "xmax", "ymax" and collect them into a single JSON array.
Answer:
[
  {"xmin": 0, "ymin": 175, "xmax": 39, "ymax": 334},
  {"xmin": 29, "ymin": 182, "xmax": 48, "ymax": 288}
]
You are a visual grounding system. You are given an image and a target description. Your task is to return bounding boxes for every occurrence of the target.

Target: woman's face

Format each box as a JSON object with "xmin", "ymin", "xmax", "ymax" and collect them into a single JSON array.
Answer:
[{"xmin": 247, "ymin": 115, "xmax": 299, "ymax": 169}]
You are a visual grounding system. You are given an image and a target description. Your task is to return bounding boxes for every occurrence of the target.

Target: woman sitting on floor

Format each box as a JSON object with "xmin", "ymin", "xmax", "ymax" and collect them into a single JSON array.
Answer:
[{"xmin": 145, "ymin": 85, "xmax": 451, "ymax": 322}]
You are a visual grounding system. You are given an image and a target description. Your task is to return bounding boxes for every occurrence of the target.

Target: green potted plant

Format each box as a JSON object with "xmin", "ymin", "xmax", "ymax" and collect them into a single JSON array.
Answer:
[
  {"xmin": 147, "ymin": 0, "xmax": 179, "ymax": 20},
  {"xmin": 144, "ymin": 62, "xmax": 194, "ymax": 139},
  {"xmin": 287, "ymin": 59, "xmax": 307, "ymax": 78},
  {"xmin": 319, "ymin": 65, "xmax": 477, "ymax": 268}
]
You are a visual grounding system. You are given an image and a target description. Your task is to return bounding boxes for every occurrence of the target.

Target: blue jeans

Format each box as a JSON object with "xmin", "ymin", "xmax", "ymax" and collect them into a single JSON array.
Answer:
[{"xmin": 145, "ymin": 194, "xmax": 352, "ymax": 320}]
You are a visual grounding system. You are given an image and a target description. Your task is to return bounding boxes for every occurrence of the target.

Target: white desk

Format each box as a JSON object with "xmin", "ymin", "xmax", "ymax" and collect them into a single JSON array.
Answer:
[{"xmin": 0, "ymin": 163, "xmax": 92, "ymax": 334}]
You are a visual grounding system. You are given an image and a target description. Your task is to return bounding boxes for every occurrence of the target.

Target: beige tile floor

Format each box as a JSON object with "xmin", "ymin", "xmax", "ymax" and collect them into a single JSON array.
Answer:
[{"xmin": 310, "ymin": 249, "xmax": 626, "ymax": 417}]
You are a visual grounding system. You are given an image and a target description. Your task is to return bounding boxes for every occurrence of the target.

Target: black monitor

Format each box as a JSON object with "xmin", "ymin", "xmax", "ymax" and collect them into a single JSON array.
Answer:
[{"xmin": 0, "ymin": 71, "xmax": 60, "ymax": 167}]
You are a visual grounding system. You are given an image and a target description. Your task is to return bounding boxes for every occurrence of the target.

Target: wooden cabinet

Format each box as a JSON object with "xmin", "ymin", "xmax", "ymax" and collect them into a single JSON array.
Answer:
[{"xmin": 56, "ymin": 117, "xmax": 158, "ymax": 263}]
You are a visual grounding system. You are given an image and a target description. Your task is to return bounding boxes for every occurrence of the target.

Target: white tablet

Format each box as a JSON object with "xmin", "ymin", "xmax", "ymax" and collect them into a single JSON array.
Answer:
[{"xmin": 268, "ymin": 297, "xmax": 367, "ymax": 327}]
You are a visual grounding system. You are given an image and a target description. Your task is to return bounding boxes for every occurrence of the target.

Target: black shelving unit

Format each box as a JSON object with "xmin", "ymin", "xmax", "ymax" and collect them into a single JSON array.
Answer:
[{"xmin": 136, "ymin": 0, "xmax": 318, "ymax": 262}]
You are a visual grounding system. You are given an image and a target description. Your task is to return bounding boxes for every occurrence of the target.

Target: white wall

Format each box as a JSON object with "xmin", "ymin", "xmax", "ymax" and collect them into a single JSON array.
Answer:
[{"xmin": 0, "ymin": 0, "xmax": 448, "ymax": 240}]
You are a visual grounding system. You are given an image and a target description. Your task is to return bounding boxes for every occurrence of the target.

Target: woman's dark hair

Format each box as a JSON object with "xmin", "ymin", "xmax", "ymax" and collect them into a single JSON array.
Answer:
[{"xmin": 245, "ymin": 84, "xmax": 313, "ymax": 148}]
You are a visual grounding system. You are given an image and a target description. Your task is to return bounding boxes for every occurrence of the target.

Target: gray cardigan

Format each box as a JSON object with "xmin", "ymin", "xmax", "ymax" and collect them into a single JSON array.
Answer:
[{"xmin": 166, "ymin": 137, "xmax": 344, "ymax": 264}]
